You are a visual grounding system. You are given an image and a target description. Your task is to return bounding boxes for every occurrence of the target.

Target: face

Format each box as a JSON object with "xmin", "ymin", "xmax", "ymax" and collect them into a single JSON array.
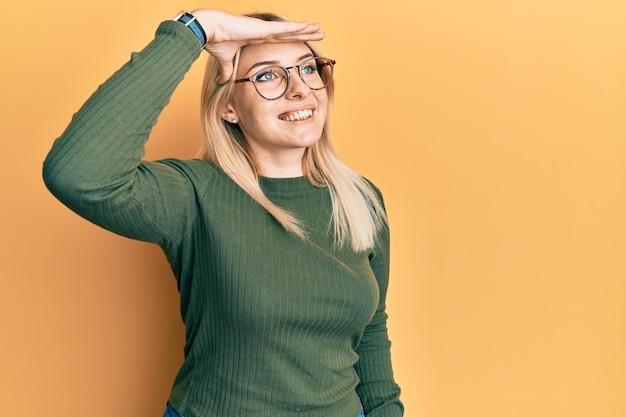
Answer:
[{"xmin": 224, "ymin": 42, "xmax": 329, "ymax": 168}]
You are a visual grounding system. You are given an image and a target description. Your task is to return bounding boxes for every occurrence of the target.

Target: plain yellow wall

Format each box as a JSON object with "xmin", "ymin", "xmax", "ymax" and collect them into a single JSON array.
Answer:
[{"xmin": 1, "ymin": 0, "xmax": 625, "ymax": 416}]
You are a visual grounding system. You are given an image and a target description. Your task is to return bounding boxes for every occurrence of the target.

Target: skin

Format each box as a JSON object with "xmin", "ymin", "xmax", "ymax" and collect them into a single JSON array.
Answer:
[
  {"xmin": 223, "ymin": 42, "xmax": 329, "ymax": 178},
  {"xmin": 188, "ymin": 9, "xmax": 326, "ymax": 177},
  {"xmin": 191, "ymin": 9, "xmax": 325, "ymax": 82}
]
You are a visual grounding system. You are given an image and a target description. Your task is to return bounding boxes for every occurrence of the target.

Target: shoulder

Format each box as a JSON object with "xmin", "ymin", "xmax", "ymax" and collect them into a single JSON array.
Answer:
[
  {"xmin": 153, "ymin": 158, "xmax": 235, "ymax": 193},
  {"xmin": 359, "ymin": 175, "xmax": 386, "ymax": 207},
  {"xmin": 156, "ymin": 158, "xmax": 224, "ymax": 179}
]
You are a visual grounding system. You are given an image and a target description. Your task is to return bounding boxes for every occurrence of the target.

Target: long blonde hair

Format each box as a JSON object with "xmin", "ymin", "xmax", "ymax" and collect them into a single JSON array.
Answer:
[{"xmin": 199, "ymin": 12, "xmax": 387, "ymax": 252}]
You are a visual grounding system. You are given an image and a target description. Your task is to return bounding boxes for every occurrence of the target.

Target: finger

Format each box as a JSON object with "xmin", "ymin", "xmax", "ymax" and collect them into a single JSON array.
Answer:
[
  {"xmin": 293, "ymin": 22, "xmax": 322, "ymax": 34},
  {"xmin": 246, "ymin": 31, "xmax": 325, "ymax": 46},
  {"xmin": 215, "ymin": 62, "xmax": 234, "ymax": 85},
  {"xmin": 244, "ymin": 22, "xmax": 322, "ymax": 41},
  {"xmin": 283, "ymin": 22, "xmax": 321, "ymax": 33},
  {"xmin": 269, "ymin": 22, "xmax": 322, "ymax": 38},
  {"xmin": 248, "ymin": 29, "xmax": 325, "ymax": 44},
  {"xmin": 271, "ymin": 31, "xmax": 325, "ymax": 42},
  {"xmin": 267, "ymin": 21, "xmax": 317, "ymax": 35}
]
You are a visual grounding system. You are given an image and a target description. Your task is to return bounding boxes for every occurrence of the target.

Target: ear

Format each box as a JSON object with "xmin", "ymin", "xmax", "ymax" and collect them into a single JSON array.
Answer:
[{"xmin": 222, "ymin": 103, "xmax": 238, "ymax": 124}]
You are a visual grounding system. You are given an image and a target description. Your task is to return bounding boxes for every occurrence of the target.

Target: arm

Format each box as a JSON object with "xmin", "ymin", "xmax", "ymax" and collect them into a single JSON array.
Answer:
[
  {"xmin": 42, "ymin": 21, "xmax": 202, "ymax": 245},
  {"xmin": 42, "ymin": 10, "xmax": 324, "ymax": 245},
  {"xmin": 355, "ymin": 211, "xmax": 404, "ymax": 416}
]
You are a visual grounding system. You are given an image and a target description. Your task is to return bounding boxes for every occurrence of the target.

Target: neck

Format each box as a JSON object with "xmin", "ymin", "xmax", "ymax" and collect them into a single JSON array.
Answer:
[{"xmin": 254, "ymin": 149, "xmax": 305, "ymax": 178}]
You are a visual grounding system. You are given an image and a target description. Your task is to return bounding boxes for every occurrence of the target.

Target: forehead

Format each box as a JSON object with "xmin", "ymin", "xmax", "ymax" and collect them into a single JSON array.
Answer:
[{"xmin": 238, "ymin": 42, "xmax": 313, "ymax": 69}]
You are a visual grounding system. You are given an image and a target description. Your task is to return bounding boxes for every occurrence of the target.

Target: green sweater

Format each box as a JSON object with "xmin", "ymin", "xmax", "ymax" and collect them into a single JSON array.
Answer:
[{"xmin": 43, "ymin": 21, "xmax": 403, "ymax": 417}]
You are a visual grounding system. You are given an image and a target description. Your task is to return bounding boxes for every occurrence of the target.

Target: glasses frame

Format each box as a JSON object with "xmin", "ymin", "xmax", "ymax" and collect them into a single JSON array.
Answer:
[{"xmin": 234, "ymin": 57, "xmax": 336, "ymax": 100}]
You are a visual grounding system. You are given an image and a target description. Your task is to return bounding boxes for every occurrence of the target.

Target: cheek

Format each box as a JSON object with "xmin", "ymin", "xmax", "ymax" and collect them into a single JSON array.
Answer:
[
  {"xmin": 316, "ymin": 93, "xmax": 329, "ymax": 118},
  {"xmin": 232, "ymin": 98, "xmax": 262, "ymax": 124},
  {"xmin": 317, "ymin": 89, "xmax": 329, "ymax": 106},
  {"xmin": 236, "ymin": 102, "xmax": 279, "ymax": 135}
]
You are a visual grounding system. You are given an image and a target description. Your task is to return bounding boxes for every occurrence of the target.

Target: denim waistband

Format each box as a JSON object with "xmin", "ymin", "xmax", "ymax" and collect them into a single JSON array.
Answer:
[{"xmin": 164, "ymin": 402, "xmax": 365, "ymax": 417}]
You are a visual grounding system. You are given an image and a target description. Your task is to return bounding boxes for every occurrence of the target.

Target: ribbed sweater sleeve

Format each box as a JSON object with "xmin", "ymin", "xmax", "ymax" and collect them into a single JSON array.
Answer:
[
  {"xmin": 356, "ymin": 222, "xmax": 404, "ymax": 417},
  {"xmin": 43, "ymin": 21, "xmax": 203, "ymax": 245}
]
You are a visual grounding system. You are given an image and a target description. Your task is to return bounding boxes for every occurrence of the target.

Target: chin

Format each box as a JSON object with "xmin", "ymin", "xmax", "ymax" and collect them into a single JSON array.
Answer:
[{"xmin": 294, "ymin": 132, "xmax": 323, "ymax": 148}]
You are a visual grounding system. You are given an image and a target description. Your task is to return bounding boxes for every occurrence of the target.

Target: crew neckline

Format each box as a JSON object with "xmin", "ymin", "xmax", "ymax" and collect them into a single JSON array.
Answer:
[{"xmin": 259, "ymin": 175, "xmax": 315, "ymax": 193}]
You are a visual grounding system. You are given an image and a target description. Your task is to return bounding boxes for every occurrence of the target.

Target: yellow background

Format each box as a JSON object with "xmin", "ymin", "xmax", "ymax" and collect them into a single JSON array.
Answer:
[{"xmin": 1, "ymin": 0, "xmax": 625, "ymax": 416}]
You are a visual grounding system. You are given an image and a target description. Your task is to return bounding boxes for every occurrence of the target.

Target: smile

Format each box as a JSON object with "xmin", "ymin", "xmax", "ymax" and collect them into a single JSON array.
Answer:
[{"xmin": 279, "ymin": 109, "xmax": 314, "ymax": 121}]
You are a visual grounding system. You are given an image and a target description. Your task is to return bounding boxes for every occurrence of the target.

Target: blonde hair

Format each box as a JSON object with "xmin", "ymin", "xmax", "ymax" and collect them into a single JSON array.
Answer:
[{"xmin": 199, "ymin": 12, "xmax": 387, "ymax": 252}]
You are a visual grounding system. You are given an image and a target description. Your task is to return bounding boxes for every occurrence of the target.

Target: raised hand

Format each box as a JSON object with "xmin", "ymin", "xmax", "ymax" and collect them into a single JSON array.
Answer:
[{"xmin": 191, "ymin": 9, "xmax": 324, "ymax": 83}]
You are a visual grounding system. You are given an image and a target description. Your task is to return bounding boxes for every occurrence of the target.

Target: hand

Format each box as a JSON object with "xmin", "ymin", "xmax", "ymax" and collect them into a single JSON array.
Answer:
[{"xmin": 191, "ymin": 9, "xmax": 324, "ymax": 83}]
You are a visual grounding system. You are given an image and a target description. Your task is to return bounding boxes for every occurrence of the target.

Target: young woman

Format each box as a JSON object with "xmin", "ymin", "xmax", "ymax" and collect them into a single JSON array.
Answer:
[{"xmin": 43, "ymin": 8, "xmax": 403, "ymax": 417}]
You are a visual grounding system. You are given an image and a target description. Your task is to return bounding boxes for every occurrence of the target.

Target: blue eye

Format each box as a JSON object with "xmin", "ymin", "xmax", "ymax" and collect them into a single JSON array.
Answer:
[
  {"xmin": 256, "ymin": 68, "xmax": 282, "ymax": 83},
  {"xmin": 300, "ymin": 63, "xmax": 318, "ymax": 76}
]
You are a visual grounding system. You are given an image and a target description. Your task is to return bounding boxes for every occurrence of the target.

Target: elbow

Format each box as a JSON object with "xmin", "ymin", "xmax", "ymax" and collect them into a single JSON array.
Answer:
[
  {"xmin": 42, "ymin": 151, "xmax": 71, "ymax": 202},
  {"xmin": 42, "ymin": 145, "xmax": 87, "ymax": 205}
]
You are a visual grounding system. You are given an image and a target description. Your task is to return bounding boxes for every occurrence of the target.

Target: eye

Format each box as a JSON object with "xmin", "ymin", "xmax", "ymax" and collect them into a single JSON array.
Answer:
[
  {"xmin": 300, "ymin": 63, "xmax": 318, "ymax": 76},
  {"xmin": 255, "ymin": 68, "xmax": 283, "ymax": 83}
]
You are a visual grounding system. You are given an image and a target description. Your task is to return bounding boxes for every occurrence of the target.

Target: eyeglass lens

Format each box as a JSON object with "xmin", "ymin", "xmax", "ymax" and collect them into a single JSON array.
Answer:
[{"xmin": 253, "ymin": 57, "xmax": 334, "ymax": 100}]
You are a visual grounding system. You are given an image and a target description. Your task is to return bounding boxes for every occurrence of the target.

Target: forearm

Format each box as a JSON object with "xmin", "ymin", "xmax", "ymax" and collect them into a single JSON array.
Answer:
[{"xmin": 355, "ymin": 310, "xmax": 404, "ymax": 417}]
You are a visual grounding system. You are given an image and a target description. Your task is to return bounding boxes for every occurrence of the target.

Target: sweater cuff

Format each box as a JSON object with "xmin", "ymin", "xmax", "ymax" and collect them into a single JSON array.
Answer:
[{"xmin": 156, "ymin": 20, "xmax": 205, "ymax": 58}]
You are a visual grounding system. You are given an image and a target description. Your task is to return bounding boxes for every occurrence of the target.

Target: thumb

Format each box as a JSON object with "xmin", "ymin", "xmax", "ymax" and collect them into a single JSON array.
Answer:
[{"xmin": 216, "ymin": 61, "xmax": 235, "ymax": 85}]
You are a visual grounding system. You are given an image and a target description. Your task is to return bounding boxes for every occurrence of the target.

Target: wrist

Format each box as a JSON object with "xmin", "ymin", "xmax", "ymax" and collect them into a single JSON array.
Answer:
[{"xmin": 173, "ymin": 10, "xmax": 207, "ymax": 48}]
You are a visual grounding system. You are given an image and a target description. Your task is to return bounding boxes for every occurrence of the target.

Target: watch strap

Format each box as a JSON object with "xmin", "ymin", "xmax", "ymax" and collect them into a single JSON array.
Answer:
[{"xmin": 173, "ymin": 11, "xmax": 207, "ymax": 48}]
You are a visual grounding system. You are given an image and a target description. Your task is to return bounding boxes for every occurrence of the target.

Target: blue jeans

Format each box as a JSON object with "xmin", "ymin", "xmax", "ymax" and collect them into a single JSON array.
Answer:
[
  {"xmin": 163, "ymin": 403, "xmax": 181, "ymax": 417},
  {"xmin": 164, "ymin": 402, "xmax": 365, "ymax": 416}
]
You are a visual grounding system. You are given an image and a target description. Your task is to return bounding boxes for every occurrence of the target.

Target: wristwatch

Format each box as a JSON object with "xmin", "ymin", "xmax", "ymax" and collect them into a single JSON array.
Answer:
[{"xmin": 173, "ymin": 11, "xmax": 207, "ymax": 47}]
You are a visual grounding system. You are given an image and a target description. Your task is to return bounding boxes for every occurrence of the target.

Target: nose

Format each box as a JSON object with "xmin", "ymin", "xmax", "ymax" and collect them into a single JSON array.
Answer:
[{"xmin": 285, "ymin": 67, "xmax": 310, "ymax": 99}]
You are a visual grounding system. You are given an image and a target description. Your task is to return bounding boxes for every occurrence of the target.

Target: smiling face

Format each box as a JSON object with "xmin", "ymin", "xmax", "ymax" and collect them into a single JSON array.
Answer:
[{"xmin": 223, "ymin": 42, "xmax": 329, "ymax": 176}]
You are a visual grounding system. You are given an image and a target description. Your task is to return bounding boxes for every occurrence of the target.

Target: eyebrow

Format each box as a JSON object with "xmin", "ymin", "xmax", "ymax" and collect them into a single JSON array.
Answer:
[{"xmin": 245, "ymin": 53, "xmax": 315, "ymax": 75}]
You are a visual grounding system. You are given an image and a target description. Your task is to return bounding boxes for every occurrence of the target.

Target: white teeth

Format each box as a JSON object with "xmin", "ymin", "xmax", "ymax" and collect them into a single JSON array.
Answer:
[{"xmin": 281, "ymin": 109, "xmax": 313, "ymax": 121}]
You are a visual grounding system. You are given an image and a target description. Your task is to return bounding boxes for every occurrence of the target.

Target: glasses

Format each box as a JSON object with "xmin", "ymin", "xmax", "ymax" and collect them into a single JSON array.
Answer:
[{"xmin": 234, "ymin": 57, "xmax": 336, "ymax": 100}]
